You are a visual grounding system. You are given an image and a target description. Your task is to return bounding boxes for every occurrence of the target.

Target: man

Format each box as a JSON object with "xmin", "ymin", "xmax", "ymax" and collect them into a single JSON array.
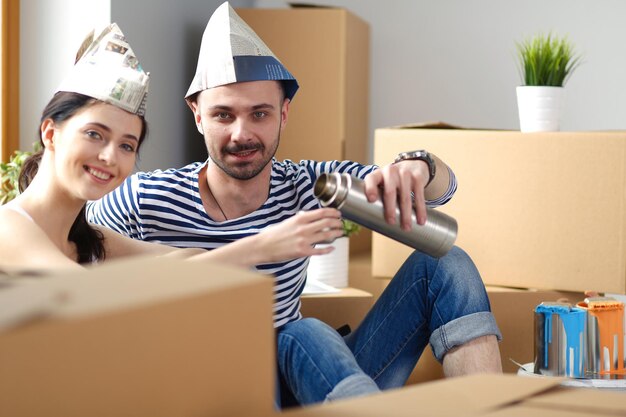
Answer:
[{"xmin": 88, "ymin": 1, "xmax": 502, "ymax": 408}]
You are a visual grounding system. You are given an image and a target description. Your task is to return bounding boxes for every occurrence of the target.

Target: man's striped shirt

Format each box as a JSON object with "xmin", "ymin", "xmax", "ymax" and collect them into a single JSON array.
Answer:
[{"xmin": 87, "ymin": 158, "xmax": 457, "ymax": 328}]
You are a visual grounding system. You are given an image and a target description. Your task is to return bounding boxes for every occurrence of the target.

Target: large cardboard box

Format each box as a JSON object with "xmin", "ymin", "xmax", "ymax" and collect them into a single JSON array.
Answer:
[
  {"xmin": 0, "ymin": 257, "xmax": 275, "ymax": 417},
  {"xmin": 282, "ymin": 374, "xmax": 560, "ymax": 417},
  {"xmin": 238, "ymin": 6, "xmax": 372, "ymax": 255},
  {"xmin": 282, "ymin": 374, "xmax": 626, "ymax": 417},
  {"xmin": 407, "ymin": 286, "xmax": 584, "ymax": 384},
  {"xmin": 373, "ymin": 126, "xmax": 626, "ymax": 293}
]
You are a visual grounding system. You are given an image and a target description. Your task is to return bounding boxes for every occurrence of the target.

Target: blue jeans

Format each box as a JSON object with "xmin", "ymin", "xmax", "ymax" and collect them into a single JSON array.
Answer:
[{"xmin": 276, "ymin": 246, "xmax": 501, "ymax": 408}]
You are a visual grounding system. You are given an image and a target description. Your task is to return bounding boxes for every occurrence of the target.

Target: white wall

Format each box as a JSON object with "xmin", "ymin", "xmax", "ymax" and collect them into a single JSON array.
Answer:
[
  {"xmin": 256, "ymin": 0, "xmax": 626, "ymax": 162},
  {"xmin": 20, "ymin": 0, "xmax": 110, "ymax": 151},
  {"xmin": 20, "ymin": 0, "xmax": 253, "ymax": 171}
]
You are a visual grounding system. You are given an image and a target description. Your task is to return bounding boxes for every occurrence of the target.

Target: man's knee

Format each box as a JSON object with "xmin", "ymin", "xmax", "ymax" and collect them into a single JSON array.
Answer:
[
  {"xmin": 435, "ymin": 246, "xmax": 479, "ymax": 276},
  {"xmin": 278, "ymin": 318, "xmax": 344, "ymax": 357},
  {"xmin": 280, "ymin": 318, "xmax": 334, "ymax": 340},
  {"xmin": 433, "ymin": 246, "xmax": 486, "ymax": 291}
]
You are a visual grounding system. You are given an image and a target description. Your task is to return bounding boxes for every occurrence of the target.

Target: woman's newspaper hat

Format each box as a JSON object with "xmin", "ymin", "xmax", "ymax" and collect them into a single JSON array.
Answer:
[
  {"xmin": 56, "ymin": 23, "xmax": 150, "ymax": 116},
  {"xmin": 185, "ymin": 1, "xmax": 299, "ymax": 101}
]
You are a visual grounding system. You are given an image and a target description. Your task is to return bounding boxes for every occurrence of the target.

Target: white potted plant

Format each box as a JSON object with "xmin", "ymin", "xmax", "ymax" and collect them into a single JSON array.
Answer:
[
  {"xmin": 516, "ymin": 33, "xmax": 582, "ymax": 132},
  {"xmin": 306, "ymin": 219, "xmax": 360, "ymax": 289}
]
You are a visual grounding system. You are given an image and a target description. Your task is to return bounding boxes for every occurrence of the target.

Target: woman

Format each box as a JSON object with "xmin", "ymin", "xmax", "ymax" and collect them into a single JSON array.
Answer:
[{"xmin": 0, "ymin": 24, "xmax": 342, "ymax": 272}]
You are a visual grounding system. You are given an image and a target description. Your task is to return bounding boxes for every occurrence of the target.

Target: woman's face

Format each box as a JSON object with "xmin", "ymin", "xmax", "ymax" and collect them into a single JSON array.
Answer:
[{"xmin": 44, "ymin": 102, "xmax": 142, "ymax": 202}]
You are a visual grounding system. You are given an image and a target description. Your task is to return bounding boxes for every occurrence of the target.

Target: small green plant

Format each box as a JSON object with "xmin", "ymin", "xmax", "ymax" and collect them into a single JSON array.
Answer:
[
  {"xmin": 0, "ymin": 145, "xmax": 38, "ymax": 205},
  {"xmin": 516, "ymin": 32, "xmax": 582, "ymax": 87},
  {"xmin": 341, "ymin": 219, "xmax": 361, "ymax": 237}
]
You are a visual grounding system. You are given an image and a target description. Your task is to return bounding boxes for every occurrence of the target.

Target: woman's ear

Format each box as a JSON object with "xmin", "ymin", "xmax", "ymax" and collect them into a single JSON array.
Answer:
[{"xmin": 40, "ymin": 119, "xmax": 56, "ymax": 150}]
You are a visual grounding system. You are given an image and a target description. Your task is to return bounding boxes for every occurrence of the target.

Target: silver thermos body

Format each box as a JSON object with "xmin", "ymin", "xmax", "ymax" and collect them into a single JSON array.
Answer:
[{"xmin": 313, "ymin": 172, "xmax": 457, "ymax": 258}]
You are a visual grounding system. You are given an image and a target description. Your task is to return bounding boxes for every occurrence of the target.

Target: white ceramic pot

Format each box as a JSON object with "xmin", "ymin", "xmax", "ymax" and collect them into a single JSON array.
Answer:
[
  {"xmin": 516, "ymin": 86, "xmax": 564, "ymax": 133},
  {"xmin": 306, "ymin": 237, "xmax": 349, "ymax": 288}
]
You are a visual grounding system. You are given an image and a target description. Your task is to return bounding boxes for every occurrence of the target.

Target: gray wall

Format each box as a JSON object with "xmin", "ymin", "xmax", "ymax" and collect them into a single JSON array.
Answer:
[
  {"xmin": 257, "ymin": 0, "xmax": 626, "ymax": 162},
  {"xmin": 20, "ymin": 0, "xmax": 253, "ymax": 172},
  {"xmin": 111, "ymin": 0, "xmax": 253, "ymax": 170},
  {"xmin": 21, "ymin": 1, "xmax": 626, "ymax": 169}
]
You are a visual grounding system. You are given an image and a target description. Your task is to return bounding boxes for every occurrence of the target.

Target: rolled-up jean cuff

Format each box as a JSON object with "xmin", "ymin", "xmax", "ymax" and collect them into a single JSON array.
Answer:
[
  {"xmin": 324, "ymin": 374, "xmax": 380, "ymax": 402},
  {"xmin": 430, "ymin": 312, "xmax": 502, "ymax": 362}
]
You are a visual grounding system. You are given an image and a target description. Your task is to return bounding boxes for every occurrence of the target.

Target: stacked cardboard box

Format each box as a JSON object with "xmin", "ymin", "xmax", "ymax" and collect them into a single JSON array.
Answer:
[
  {"xmin": 373, "ymin": 126, "xmax": 626, "ymax": 294},
  {"xmin": 372, "ymin": 125, "xmax": 626, "ymax": 380},
  {"xmin": 237, "ymin": 5, "xmax": 369, "ymax": 165}
]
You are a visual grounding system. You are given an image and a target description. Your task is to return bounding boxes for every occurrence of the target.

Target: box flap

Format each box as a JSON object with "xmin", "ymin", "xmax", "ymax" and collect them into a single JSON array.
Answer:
[
  {"xmin": 289, "ymin": 3, "xmax": 339, "ymax": 8},
  {"xmin": 0, "ymin": 256, "xmax": 266, "ymax": 326},
  {"xmin": 0, "ymin": 278, "xmax": 64, "ymax": 331},
  {"xmin": 480, "ymin": 404, "xmax": 594, "ymax": 416},
  {"xmin": 379, "ymin": 121, "xmax": 512, "ymax": 131},
  {"xmin": 284, "ymin": 374, "xmax": 561, "ymax": 417},
  {"xmin": 388, "ymin": 121, "xmax": 464, "ymax": 130},
  {"xmin": 523, "ymin": 388, "xmax": 626, "ymax": 415}
]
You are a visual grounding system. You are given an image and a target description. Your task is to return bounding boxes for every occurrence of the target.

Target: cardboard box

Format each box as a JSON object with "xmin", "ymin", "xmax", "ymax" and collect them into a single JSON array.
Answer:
[
  {"xmin": 282, "ymin": 374, "xmax": 561, "ymax": 417},
  {"xmin": 373, "ymin": 126, "xmax": 626, "ymax": 293},
  {"xmin": 346, "ymin": 252, "xmax": 388, "ymax": 300},
  {"xmin": 0, "ymin": 257, "xmax": 275, "ymax": 417},
  {"xmin": 281, "ymin": 374, "xmax": 626, "ymax": 417},
  {"xmin": 238, "ymin": 5, "xmax": 372, "ymax": 255},
  {"xmin": 237, "ymin": 6, "xmax": 369, "ymax": 165},
  {"xmin": 487, "ymin": 287, "xmax": 584, "ymax": 372},
  {"xmin": 407, "ymin": 286, "xmax": 585, "ymax": 384},
  {"xmin": 520, "ymin": 387, "xmax": 626, "ymax": 416},
  {"xmin": 301, "ymin": 287, "xmax": 373, "ymax": 330}
]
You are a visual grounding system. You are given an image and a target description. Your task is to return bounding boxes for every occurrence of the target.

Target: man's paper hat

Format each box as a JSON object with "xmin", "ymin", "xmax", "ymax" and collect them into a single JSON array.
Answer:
[
  {"xmin": 56, "ymin": 23, "xmax": 150, "ymax": 116},
  {"xmin": 185, "ymin": 2, "xmax": 299, "ymax": 101}
]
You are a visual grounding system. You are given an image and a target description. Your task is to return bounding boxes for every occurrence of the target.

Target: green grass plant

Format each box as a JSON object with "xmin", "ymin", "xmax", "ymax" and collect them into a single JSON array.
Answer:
[
  {"xmin": 517, "ymin": 33, "xmax": 582, "ymax": 87},
  {"xmin": 0, "ymin": 149, "xmax": 31, "ymax": 204},
  {"xmin": 341, "ymin": 219, "xmax": 361, "ymax": 237},
  {"xmin": 0, "ymin": 143, "xmax": 40, "ymax": 204}
]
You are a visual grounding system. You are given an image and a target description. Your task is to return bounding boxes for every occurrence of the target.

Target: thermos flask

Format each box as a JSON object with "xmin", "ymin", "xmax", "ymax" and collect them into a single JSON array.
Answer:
[
  {"xmin": 313, "ymin": 172, "xmax": 457, "ymax": 258},
  {"xmin": 533, "ymin": 301, "xmax": 586, "ymax": 378}
]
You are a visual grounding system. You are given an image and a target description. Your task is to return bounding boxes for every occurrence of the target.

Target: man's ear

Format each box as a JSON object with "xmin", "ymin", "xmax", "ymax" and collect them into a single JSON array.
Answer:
[
  {"xmin": 40, "ymin": 119, "xmax": 56, "ymax": 150},
  {"xmin": 280, "ymin": 98, "xmax": 290, "ymax": 129},
  {"xmin": 185, "ymin": 98, "xmax": 204, "ymax": 135}
]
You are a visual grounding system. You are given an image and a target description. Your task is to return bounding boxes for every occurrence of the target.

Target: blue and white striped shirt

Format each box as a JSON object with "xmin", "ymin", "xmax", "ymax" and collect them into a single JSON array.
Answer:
[{"xmin": 87, "ymin": 158, "xmax": 456, "ymax": 328}]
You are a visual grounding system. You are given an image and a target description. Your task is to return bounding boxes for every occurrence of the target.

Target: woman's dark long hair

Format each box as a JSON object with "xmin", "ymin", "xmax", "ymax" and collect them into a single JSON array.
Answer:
[{"xmin": 18, "ymin": 91, "xmax": 148, "ymax": 264}]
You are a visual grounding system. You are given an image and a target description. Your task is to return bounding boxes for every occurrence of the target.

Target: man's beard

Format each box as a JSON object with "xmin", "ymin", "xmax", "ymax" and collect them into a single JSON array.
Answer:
[{"xmin": 210, "ymin": 130, "xmax": 280, "ymax": 180}]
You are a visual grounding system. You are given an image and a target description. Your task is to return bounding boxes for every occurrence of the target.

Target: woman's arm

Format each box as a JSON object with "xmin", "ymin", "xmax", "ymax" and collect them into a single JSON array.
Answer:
[
  {"xmin": 98, "ymin": 207, "xmax": 344, "ymax": 268},
  {"xmin": 98, "ymin": 226, "xmax": 206, "ymax": 259}
]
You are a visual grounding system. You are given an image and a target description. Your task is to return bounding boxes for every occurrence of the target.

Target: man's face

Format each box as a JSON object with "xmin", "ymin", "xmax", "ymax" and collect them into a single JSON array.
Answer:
[{"xmin": 190, "ymin": 80, "xmax": 289, "ymax": 180}]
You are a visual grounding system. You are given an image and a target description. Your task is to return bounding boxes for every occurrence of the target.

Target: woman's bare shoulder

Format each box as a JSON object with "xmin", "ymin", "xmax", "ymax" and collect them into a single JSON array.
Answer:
[
  {"xmin": 0, "ymin": 206, "xmax": 39, "ymax": 236},
  {"xmin": 0, "ymin": 207, "xmax": 80, "ymax": 270}
]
